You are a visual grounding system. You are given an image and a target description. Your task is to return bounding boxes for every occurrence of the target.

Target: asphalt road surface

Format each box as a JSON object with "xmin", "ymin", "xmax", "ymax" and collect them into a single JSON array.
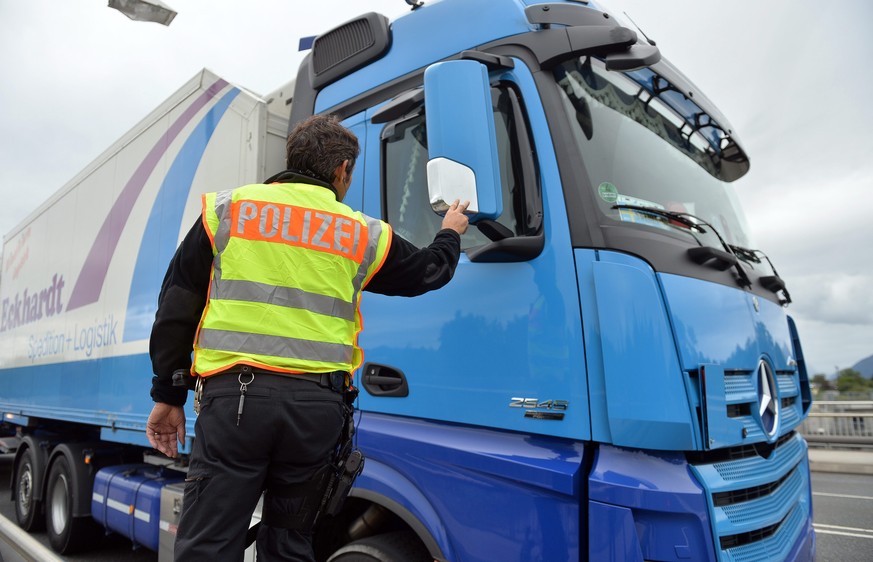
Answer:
[
  {"xmin": 810, "ymin": 471, "xmax": 873, "ymax": 562},
  {"xmin": 1, "ymin": 452, "xmax": 871, "ymax": 561}
]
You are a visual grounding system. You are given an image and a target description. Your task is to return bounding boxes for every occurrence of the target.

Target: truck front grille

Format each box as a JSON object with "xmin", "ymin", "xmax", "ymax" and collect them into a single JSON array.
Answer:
[
  {"xmin": 720, "ymin": 368, "xmax": 805, "ymax": 439},
  {"xmin": 688, "ymin": 433, "xmax": 810, "ymax": 562}
]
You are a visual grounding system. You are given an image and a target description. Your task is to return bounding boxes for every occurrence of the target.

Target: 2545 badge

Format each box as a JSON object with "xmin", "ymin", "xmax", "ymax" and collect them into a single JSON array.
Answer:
[{"xmin": 509, "ymin": 397, "xmax": 569, "ymax": 420}]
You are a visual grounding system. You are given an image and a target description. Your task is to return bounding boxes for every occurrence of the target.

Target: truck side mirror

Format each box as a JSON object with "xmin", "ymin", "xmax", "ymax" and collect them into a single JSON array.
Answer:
[{"xmin": 423, "ymin": 60, "xmax": 502, "ymax": 220}]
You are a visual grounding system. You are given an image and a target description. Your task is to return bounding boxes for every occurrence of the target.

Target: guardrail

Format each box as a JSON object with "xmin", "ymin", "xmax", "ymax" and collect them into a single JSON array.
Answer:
[
  {"xmin": 800, "ymin": 401, "xmax": 873, "ymax": 447},
  {"xmin": 0, "ymin": 514, "xmax": 63, "ymax": 562}
]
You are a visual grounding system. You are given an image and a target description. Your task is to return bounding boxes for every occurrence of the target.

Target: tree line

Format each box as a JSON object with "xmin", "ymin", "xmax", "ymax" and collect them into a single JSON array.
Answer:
[{"xmin": 812, "ymin": 368, "xmax": 873, "ymax": 395}]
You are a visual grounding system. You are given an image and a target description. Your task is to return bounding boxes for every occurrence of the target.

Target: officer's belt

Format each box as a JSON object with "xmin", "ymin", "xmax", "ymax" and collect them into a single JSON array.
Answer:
[{"xmin": 208, "ymin": 368, "xmax": 349, "ymax": 393}]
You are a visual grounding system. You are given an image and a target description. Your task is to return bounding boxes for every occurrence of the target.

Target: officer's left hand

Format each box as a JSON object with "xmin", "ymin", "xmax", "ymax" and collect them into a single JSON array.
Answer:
[{"xmin": 147, "ymin": 402, "xmax": 186, "ymax": 458}]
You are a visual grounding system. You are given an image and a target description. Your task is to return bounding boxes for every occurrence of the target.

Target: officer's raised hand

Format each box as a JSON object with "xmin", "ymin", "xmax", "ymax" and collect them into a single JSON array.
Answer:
[{"xmin": 442, "ymin": 199, "xmax": 470, "ymax": 235}]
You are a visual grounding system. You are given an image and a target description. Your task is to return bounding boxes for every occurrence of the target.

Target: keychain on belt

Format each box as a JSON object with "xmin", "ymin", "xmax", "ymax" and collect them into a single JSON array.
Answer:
[{"xmin": 237, "ymin": 365, "xmax": 255, "ymax": 426}]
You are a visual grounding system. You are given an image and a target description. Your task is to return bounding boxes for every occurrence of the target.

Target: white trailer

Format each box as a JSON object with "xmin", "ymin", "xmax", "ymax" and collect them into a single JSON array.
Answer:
[{"xmin": 0, "ymin": 68, "xmax": 290, "ymax": 555}]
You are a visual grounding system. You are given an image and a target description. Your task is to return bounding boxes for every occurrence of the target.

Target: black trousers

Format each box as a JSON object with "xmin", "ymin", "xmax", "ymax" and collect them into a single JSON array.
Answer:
[{"xmin": 174, "ymin": 371, "xmax": 345, "ymax": 561}]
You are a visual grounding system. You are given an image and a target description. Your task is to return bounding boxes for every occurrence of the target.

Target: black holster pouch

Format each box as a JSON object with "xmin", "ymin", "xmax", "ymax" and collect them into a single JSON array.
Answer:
[
  {"xmin": 259, "ymin": 386, "xmax": 364, "ymax": 532},
  {"xmin": 320, "ymin": 441, "xmax": 365, "ymax": 518},
  {"xmin": 261, "ymin": 469, "xmax": 328, "ymax": 530}
]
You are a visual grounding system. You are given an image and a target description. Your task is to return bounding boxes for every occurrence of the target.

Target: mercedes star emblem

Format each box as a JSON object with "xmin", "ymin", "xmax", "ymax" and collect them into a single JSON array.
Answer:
[{"xmin": 757, "ymin": 359, "xmax": 780, "ymax": 439}]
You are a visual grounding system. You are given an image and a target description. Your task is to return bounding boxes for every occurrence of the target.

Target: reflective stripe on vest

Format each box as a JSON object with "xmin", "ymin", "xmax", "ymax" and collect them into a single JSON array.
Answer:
[
  {"xmin": 193, "ymin": 182, "xmax": 392, "ymax": 377},
  {"xmin": 209, "ymin": 279, "xmax": 356, "ymax": 320},
  {"xmin": 198, "ymin": 328, "xmax": 353, "ymax": 365}
]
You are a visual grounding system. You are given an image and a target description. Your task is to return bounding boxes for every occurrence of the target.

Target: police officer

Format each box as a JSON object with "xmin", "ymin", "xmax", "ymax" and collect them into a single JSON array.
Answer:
[{"xmin": 146, "ymin": 114, "xmax": 469, "ymax": 561}]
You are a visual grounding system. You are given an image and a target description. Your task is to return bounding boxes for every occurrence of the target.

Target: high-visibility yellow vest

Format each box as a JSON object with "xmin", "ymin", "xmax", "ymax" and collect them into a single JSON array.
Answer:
[{"xmin": 192, "ymin": 182, "xmax": 392, "ymax": 377}]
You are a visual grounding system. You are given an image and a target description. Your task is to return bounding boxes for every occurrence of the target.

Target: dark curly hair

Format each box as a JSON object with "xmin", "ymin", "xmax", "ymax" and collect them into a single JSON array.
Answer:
[{"xmin": 285, "ymin": 114, "xmax": 359, "ymax": 184}]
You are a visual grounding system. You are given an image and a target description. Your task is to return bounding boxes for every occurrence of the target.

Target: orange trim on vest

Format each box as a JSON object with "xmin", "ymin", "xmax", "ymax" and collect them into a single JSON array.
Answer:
[
  {"xmin": 190, "ymin": 274, "xmax": 212, "ymax": 377},
  {"xmin": 200, "ymin": 194, "xmax": 216, "ymax": 248},
  {"xmin": 230, "ymin": 199, "xmax": 367, "ymax": 263},
  {"xmin": 195, "ymin": 359, "xmax": 316, "ymax": 378}
]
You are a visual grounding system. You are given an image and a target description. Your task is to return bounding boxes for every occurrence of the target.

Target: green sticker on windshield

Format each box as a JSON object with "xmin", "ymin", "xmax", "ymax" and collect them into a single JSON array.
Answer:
[{"xmin": 598, "ymin": 182, "xmax": 618, "ymax": 203}]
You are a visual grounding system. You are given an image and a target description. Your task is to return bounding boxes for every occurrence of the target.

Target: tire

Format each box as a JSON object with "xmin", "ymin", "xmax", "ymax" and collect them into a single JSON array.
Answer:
[
  {"xmin": 328, "ymin": 531, "xmax": 431, "ymax": 562},
  {"xmin": 14, "ymin": 447, "xmax": 45, "ymax": 531},
  {"xmin": 45, "ymin": 455, "xmax": 102, "ymax": 554}
]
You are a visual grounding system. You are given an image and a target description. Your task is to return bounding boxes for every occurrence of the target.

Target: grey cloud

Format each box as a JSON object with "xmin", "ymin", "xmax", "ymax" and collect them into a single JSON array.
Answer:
[{"xmin": 789, "ymin": 274, "xmax": 873, "ymax": 327}]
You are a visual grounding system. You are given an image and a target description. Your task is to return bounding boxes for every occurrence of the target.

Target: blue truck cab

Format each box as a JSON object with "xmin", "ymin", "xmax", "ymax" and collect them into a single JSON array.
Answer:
[
  {"xmin": 0, "ymin": 0, "xmax": 815, "ymax": 560},
  {"xmin": 295, "ymin": 0, "xmax": 815, "ymax": 560}
]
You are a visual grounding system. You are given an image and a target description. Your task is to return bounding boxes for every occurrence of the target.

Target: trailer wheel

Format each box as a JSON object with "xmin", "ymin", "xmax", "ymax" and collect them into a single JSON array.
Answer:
[
  {"xmin": 45, "ymin": 455, "xmax": 101, "ymax": 554},
  {"xmin": 13, "ymin": 447, "xmax": 45, "ymax": 531},
  {"xmin": 327, "ymin": 531, "xmax": 431, "ymax": 562}
]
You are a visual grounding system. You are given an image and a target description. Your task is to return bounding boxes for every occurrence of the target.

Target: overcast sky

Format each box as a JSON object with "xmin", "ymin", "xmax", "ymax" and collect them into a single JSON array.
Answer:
[{"xmin": 1, "ymin": 0, "xmax": 871, "ymax": 375}]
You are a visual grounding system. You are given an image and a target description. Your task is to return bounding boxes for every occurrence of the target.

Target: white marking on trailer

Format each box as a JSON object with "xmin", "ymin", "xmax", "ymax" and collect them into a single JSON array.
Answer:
[
  {"xmin": 92, "ymin": 492, "xmax": 104, "ymax": 503},
  {"xmin": 813, "ymin": 492, "xmax": 873, "ymax": 501},
  {"xmin": 160, "ymin": 520, "xmax": 170, "ymax": 531},
  {"xmin": 134, "ymin": 509, "xmax": 150, "ymax": 523}
]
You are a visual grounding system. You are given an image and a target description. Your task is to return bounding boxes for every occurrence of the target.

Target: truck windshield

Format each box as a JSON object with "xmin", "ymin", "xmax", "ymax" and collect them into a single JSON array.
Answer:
[{"xmin": 554, "ymin": 56, "xmax": 753, "ymax": 249}]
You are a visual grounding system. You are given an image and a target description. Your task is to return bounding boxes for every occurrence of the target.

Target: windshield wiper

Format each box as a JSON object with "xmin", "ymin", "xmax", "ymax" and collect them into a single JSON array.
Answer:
[
  {"xmin": 729, "ymin": 245, "xmax": 792, "ymax": 305},
  {"xmin": 612, "ymin": 204, "xmax": 753, "ymax": 289},
  {"xmin": 611, "ymin": 204, "xmax": 707, "ymax": 233},
  {"xmin": 726, "ymin": 244, "xmax": 761, "ymax": 265}
]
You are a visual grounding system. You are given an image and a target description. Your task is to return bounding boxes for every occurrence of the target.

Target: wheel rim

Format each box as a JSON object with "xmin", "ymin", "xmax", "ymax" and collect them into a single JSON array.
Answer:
[
  {"xmin": 17, "ymin": 464, "xmax": 33, "ymax": 517},
  {"xmin": 50, "ymin": 473, "xmax": 70, "ymax": 534}
]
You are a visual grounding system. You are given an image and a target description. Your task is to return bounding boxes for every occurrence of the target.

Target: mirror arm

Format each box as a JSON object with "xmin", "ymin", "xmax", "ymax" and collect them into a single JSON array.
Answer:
[
  {"xmin": 466, "ymin": 234, "xmax": 545, "ymax": 263},
  {"xmin": 372, "ymin": 88, "xmax": 425, "ymax": 124},
  {"xmin": 475, "ymin": 219, "xmax": 514, "ymax": 242},
  {"xmin": 605, "ymin": 43, "xmax": 662, "ymax": 71},
  {"xmin": 536, "ymin": 26, "xmax": 637, "ymax": 68},
  {"xmin": 459, "ymin": 50, "xmax": 515, "ymax": 71}
]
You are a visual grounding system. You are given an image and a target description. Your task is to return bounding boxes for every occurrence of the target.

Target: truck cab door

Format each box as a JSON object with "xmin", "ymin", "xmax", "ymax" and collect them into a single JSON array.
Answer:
[{"xmin": 356, "ymin": 59, "xmax": 589, "ymax": 440}]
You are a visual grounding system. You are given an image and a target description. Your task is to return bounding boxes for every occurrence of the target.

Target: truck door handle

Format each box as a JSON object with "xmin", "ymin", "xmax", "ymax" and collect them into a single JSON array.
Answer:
[{"xmin": 361, "ymin": 363, "xmax": 409, "ymax": 397}]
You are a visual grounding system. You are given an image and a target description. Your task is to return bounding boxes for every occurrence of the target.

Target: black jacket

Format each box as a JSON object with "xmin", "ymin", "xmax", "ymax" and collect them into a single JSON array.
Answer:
[{"xmin": 149, "ymin": 177, "xmax": 461, "ymax": 405}]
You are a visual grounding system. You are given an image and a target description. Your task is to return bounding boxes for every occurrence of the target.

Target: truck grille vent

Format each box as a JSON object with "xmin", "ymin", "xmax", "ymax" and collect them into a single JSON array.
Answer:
[
  {"xmin": 726, "ymin": 403, "xmax": 751, "ymax": 418},
  {"xmin": 314, "ymin": 19, "xmax": 374, "ymax": 74},
  {"xmin": 311, "ymin": 13, "xmax": 391, "ymax": 88},
  {"xmin": 719, "ymin": 510, "xmax": 786, "ymax": 549},
  {"xmin": 687, "ymin": 443, "xmax": 755, "ymax": 465},
  {"xmin": 686, "ymin": 431, "xmax": 795, "ymax": 465},
  {"xmin": 712, "ymin": 468, "xmax": 792, "ymax": 507}
]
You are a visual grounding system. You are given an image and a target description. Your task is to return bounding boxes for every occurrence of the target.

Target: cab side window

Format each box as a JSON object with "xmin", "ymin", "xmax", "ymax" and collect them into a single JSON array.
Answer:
[{"xmin": 382, "ymin": 85, "xmax": 540, "ymax": 251}]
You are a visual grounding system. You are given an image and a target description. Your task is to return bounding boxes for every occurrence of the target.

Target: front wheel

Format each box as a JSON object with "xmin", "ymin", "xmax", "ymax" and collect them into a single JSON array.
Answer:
[
  {"xmin": 327, "ymin": 531, "xmax": 431, "ymax": 562},
  {"xmin": 45, "ymin": 455, "xmax": 101, "ymax": 554},
  {"xmin": 14, "ymin": 447, "xmax": 44, "ymax": 531}
]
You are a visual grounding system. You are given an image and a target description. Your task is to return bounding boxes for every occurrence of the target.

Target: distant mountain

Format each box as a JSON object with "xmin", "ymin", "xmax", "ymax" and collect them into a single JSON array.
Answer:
[{"xmin": 852, "ymin": 354, "xmax": 873, "ymax": 378}]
